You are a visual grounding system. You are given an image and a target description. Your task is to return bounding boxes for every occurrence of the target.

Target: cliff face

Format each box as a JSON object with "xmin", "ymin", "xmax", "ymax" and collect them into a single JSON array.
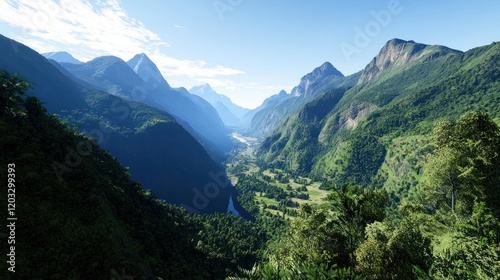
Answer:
[{"xmin": 358, "ymin": 38, "xmax": 461, "ymax": 84}]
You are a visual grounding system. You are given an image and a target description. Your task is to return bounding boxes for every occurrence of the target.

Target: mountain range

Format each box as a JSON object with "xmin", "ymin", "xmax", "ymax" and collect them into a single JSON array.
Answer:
[
  {"xmin": 258, "ymin": 38, "xmax": 500, "ymax": 200},
  {"xmin": 0, "ymin": 34, "xmax": 245, "ymax": 214},
  {"xmin": 58, "ymin": 52, "xmax": 232, "ymax": 155},
  {"xmin": 246, "ymin": 62, "xmax": 361, "ymax": 138}
]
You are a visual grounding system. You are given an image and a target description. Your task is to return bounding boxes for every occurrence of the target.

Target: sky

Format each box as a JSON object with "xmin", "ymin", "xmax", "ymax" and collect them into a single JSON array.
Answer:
[{"xmin": 0, "ymin": 0, "xmax": 499, "ymax": 109}]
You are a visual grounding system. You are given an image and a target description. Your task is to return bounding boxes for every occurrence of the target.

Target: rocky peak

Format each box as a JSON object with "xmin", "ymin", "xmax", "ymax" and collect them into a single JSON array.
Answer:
[
  {"xmin": 127, "ymin": 53, "xmax": 170, "ymax": 88},
  {"xmin": 358, "ymin": 38, "xmax": 460, "ymax": 84},
  {"xmin": 292, "ymin": 62, "xmax": 344, "ymax": 97}
]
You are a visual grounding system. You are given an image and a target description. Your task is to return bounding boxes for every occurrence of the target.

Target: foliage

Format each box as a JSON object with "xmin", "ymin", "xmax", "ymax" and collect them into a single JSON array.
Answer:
[
  {"xmin": 432, "ymin": 233, "xmax": 500, "ymax": 280},
  {"xmin": 423, "ymin": 111, "xmax": 500, "ymax": 214}
]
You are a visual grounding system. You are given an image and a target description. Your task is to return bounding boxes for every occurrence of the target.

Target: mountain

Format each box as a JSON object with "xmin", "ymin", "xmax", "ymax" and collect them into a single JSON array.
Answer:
[
  {"xmin": 258, "ymin": 39, "xmax": 500, "ymax": 201},
  {"xmin": 42, "ymin": 51, "xmax": 83, "ymax": 64},
  {"xmin": 214, "ymin": 101, "xmax": 241, "ymax": 125},
  {"xmin": 127, "ymin": 53, "xmax": 169, "ymax": 88},
  {"xmin": 0, "ymin": 34, "xmax": 236, "ymax": 214},
  {"xmin": 231, "ymin": 89, "xmax": 292, "ymax": 131},
  {"xmin": 59, "ymin": 53, "xmax": 231, "ymax": 154},
  {"xmin": 357, "ymin": 38, "xmax": 461, "ymax": 84},
  {"xmin": 247, "ymin": 62, "xmax": 359, "ymax": 138},
  {"xmin": 0, "ymin": 73, "xmax": 222, "ymax": 278},
  {"xmin": 126, "ymin": 53, "xmax": 232, "ymax": 153},
  {"xmin": 189, "ymin": 83, "xmax": 250, "ymax": 127},
  {"xmin": 290, "ymin": 62, "xmax": 344, "ymax": 97}
]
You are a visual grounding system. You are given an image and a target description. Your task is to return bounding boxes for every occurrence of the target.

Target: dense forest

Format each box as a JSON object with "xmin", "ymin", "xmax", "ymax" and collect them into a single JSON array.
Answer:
[
  {"xmin": 0, "ymin": 71, "xmax": 269, "ymax": 279},
  {"xmin": 228, "ymin": 111, "xmax": 500, "ymax": 279}
]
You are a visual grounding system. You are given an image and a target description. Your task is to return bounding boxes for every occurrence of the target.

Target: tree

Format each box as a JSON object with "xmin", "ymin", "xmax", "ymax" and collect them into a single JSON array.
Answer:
[
  {"xmin": 271, "ymin": 204, "xmax": 349, "ymax": 270},
  {"xmin": 0, "ymin": 70, "xmax": 29, "ymax": 118},
  {"xmin": 431, "ymin": 232, "xmax": 500, "ymax": 280},
  {"xmin": 387, "ymin": 221, "xmax": 433, "ymax": 279},
  {"xmin": 326, "ymin": 185, "xmax": 389, "ymax": 265},
  {"xmin": 355, "ymin": 222, "xmax": 390, "ymax": 279},
  {"xmin": 424, "ymin": 111, "xmax": 500, "ymax": 215},
  {"xmin": 424, "ymin": 146, "xmax": 464, "ymax": 213},
  {"xmin": 355, "ymin": 219, "xmax": 433, "ymax": 280}
]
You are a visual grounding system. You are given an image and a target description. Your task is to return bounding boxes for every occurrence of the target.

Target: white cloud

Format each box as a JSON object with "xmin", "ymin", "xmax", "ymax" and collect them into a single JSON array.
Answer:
[
  {"xmin": 0, "ymin": 0, "xmax": 243, "ymax": 79},
  {"xmin": 174, "ymin": 24, "xmax": 185, "ymax": 29}
]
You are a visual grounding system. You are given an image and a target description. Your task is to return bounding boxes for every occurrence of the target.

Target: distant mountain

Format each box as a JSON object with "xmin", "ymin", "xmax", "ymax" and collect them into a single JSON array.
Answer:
[
  {"xmin": 259, "ymin": 89, "xmax": 291, "ymax": 108},
  {"xmin": 127, "ymin": 53, "xmax": 170, "ymax": 88},
  {"xmin": 189, "ymin": 84, "xmax": 250, "ymax": 127},
  {"xmin": 0, "ymin": 34, "xmax": 236, "ymax": 214},
  {"xmin": 247, "ymin": 62, "xmax": 359, "ymax": 138},
  {"xmin": 258, "ymin": 39, "xmax": 500, "ymax": 201},
  {"xmin": 290, "ymin": 62, "xmax": 344, "ymax": 97},
  {"xmin": 214, "ymin": 101, "xmax": 241, "ymax": 125},
  {"xmin": 43, "ymin": 51, "xmax": 83, "ymax": 64},
  {"xmin": 59, "ymin": 53, "xmax": 231, "ymax": 154}
]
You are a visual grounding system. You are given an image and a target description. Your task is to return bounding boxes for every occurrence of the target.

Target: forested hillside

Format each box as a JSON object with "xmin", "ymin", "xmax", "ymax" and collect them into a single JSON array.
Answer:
[
  {"xmin": 0, "ymin": 71, "xmax": 276, "ymax": 279},
  {"xmin": 258, "ymin": 39, "xmax": 500, "ymax": 201},
  {"xmin": 227, "ymin": 111, "xmax": 500, "ymax": 279}
]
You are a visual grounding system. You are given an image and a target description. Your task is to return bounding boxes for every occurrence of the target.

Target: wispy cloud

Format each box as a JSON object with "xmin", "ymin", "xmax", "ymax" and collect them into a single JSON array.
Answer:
[
  {"xmin": 0, "ymin": 0, "xmax": 243, "ymax": 78},
  {"xmin": 174, "ymin": 24, "xmax": 185, "ymax": 29}
]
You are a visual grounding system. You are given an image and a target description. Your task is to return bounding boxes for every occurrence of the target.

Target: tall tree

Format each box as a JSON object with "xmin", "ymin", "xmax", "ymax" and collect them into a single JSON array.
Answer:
[{"xmin": 424, "ymin": 111, "xmax": 500, "ymax": 214}]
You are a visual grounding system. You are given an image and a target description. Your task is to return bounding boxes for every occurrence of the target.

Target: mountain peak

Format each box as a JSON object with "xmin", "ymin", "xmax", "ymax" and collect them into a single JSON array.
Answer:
[
  {"xmin": 358, "ymin": 38, "xmax": 461, "ymax": 84},
  {"xmin": 127, "ymin": 53, "xmax": 170, "ymax": 88},
  {"xmin": 128, "ymin": 53, "xmax": 153, "ymax": 72},
  {"xmin": 312, "ymin": 62, "xmax": 344, "ymax": 79},
  {"xmin": 202, "ymin": 83, "xmax": 214, "ymax": 91},
  {"xmin": 43, "ymin": 51, "xmax": 82, "ymax": 64},
  {"xmin": 190, "ymin": 84, "xmax": 217, "ymax": 96},
  {"xmin": 278, "ymin": 89, "xmax": 288, "ymax": 95},
  {"xmin": 290, "ymin": 62, "xmax": 344, "ymax": 97}
]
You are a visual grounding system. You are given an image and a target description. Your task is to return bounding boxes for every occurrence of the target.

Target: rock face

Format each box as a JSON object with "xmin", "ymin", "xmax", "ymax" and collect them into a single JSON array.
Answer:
[
  {"xmin": 339, "ymin": 103, "xmax": 379, "ymax": 130},
  {"xmin": 291, "ymin": 62, "xmax": 344, "ymax": 97},
  {"xmin": 127, "ymin": 53, "xmax": 171, "ymax": 89},
  {"xmin": 358, "ymin": 38, "xmax": 460, "ymax": 84}
]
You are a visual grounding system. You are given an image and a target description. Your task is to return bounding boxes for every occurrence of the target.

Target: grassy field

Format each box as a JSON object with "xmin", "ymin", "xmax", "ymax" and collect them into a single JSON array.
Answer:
[
  {"xmin": 227, "ymin": 135, "xmax": 331, "ymax": 218},
  {"xmin": 255, "ymin": 169, "xmax": 329, "ymax": 217}
]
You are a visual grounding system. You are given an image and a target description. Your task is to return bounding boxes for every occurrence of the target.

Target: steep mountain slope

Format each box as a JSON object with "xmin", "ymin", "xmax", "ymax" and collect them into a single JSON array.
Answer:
[
  {"xmin": 0, "ymin": 35, "xmax": 87, "ymax": 113},
  {"xmin": 258, "ymin": 39, "xmax": 500, "ymax": 199},
  {"xmin": 42, "ymin": 51, "xmax": 83, "ymax": 64},
  {"xmin": 0, "ymin": 73, "xmax": 223, "ymax": 279},
  {"xmin": 0, "ymin": 34, "xmax": 234, "ymax": 213},
  {"xmin": 247, "ymin": 62, "xmax": 359, "ymax": 138},
  {"xmin": 61, "ymin": 53, "xmax": 231, "ymax": 153},
  {"xmin": 190, "ymin": 83, "xmax": 250, "ymax": 127},
  {"xmin": 357, "ymin": 38, "xmax": 460, "ymax": 84}
]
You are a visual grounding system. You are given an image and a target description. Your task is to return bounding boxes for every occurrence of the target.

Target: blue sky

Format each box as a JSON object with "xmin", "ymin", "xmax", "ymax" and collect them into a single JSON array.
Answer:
[{"xmin": 0, "ymin": 0, "xmax": 499, "ymax": 109}]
